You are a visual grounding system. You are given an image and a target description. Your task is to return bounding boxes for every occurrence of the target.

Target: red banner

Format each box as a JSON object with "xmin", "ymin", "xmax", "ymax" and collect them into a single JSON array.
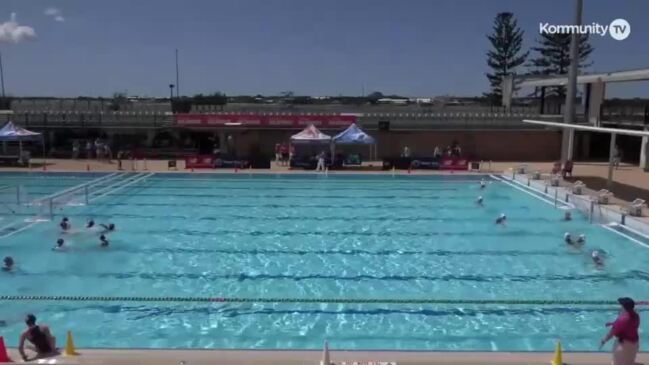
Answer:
[
  {"xmin": 440, "ymin": 157, "xmax": 470, "ymax": 171},
  {"xmin": 175, "ymin": 113, "xmax": 356, "ymax": 128},
  {"xmin": 185, "ymin": 155, "xmax": 214, "ymax": 169}
]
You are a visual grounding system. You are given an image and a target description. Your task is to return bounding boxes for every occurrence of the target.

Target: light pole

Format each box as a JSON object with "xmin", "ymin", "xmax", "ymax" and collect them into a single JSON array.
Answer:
[
  {"xmin": 169, "ymin": 84, "xmax": 175, "ymax": 100},
  {"xmin": 0, "ymin": 50, "xmax": 6, "ymax": 99},
  {"xmin": 562, "ymin": 0, "xmax": 583, "ymax": 161}
]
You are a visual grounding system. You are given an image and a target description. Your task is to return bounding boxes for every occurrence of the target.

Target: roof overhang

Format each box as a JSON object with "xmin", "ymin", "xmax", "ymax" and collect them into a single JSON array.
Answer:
[
  {"xmin": 522, "ymin": 119, "xmax": 649, "ymax": 137},
  {"xmin": 516, "ymin": 68, "xmax": 649, "ymax": 88}
]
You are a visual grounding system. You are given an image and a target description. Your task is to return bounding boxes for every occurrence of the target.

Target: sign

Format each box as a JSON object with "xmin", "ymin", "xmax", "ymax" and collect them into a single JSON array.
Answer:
[{"xmin": 176, "ymin": 113, "xmax": 356, "ymax": 128}]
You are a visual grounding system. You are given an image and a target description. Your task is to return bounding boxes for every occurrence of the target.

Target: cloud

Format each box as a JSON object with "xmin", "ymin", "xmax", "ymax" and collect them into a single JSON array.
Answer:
[
  {"xmin": 0, "ymin": 13, "xmax": 37, "ymax": 43},
  {"xmin": 44, "ymin": 7, "xmax": 65, "ymax": 22}
]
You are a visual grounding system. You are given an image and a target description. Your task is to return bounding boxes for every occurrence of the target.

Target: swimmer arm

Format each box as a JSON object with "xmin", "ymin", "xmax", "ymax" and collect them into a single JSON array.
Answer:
[{"xmin": 18, "ymin": 332, "xmax": 27, "ymax": 360}]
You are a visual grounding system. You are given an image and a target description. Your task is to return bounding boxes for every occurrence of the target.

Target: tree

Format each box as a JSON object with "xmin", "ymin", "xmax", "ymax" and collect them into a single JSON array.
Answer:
[
  {"xmin": 528, "ymin": 33, "xmax": 593, "ymax": 98},
  {"xmin": 366, "ymin": 91, "xmax": 384, "ymax": 104},
  {"xmin": 485, "ymin": 12, "xmax": 528, "ymax": 102}
]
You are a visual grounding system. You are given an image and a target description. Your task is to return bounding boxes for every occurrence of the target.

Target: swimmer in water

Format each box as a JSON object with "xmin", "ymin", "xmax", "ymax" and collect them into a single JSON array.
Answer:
[
  {"xmin": 476, "ymin": 196, "xmax": 484, "ymax": 206},
  {"xmin": 563, "ymin": 211, "xmax": 572, "ymax": 221},
  {"xmin": 52, "ymin": 238, "xmax": 65, "ymax": 251},
  {"xmin": 99, "ymin": 223, "xmax": 115, "ymax": 233},
  {"xmin": 59, "ymin": 217, "xmax": 70, "ymax": 232},
  {"xmin": 592, "ymin": 250, "xmax": 605, "ymax": 267},
  {"xmin": 2, "ymin": 256, "xmax": 14, "ymax": 271},
  {"xmin": 86, "ymin": 219, "xmax": 95, "ymax": 229},
  {"xmin": 495, "ymin": 213, "xmax": 506, "ymax": 225},
  {"xmin": 564, "ymin": 232, "xmax": 573, "ymax": 245},
  {"xmin": 577, "ymin": 234, "xmax": 586, "ymax": 245},
  {"xmin": 480, "ymin": 179, "xmax": 487, "ymax": 189},
  {"xmin": 99, "ymin": 234, "xmax": 109, "ymax": 248}
]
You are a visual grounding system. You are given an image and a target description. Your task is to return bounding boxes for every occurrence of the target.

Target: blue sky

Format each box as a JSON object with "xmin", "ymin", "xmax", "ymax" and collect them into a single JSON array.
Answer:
[{"xmin": 1, "ymin": 0, "xmax": 648, "ymax": 98}]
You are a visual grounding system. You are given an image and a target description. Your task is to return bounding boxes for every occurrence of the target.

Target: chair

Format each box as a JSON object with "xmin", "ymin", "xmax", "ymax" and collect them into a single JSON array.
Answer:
[
  {"xmin": 626, "ymin": 199, "xmax": 646, "ymax": 217},
  {"xmin": 562, "ymin": 160, "xmax": 574, "ymax": 178},
  {"xmin": 596, "ymin": 189, "xmax": 613, "ymax": 204},
  {"xmin": 572, "ymin": 180, "xmax": 586, "ymax": 195}
]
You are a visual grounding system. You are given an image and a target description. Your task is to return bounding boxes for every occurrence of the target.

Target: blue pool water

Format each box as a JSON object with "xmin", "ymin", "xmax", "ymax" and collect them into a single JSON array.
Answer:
[{"xmin": 0, "ymin": 172, "xmax": 647, "ymax": 351}]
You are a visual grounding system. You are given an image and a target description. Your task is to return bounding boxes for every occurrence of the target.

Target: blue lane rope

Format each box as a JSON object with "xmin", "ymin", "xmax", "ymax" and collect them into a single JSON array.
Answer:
[{"xmin": 0, "ymin": 295, "xmax": 644, "ymax": 305}]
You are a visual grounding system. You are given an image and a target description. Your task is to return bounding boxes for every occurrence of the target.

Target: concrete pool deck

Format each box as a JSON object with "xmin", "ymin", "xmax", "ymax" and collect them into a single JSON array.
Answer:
[{"xmin": 5, "ymin": 348, "xmax": 649, "ymax": 365}]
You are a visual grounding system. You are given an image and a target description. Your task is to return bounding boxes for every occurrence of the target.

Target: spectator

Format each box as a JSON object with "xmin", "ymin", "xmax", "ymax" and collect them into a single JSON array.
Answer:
[
  {"xmin": 433, "ymin": 146, "xmax": 441, "ymax": 158},
  {"xmin": 274, "ymin": 143, "xmax": 281, "ymax": 163},
  {"xmin": 600, "ymin": 297, "xmax": 640, "ymax": 365},
  {"xmin": 116, "ymin": 150, "xmax": 124, "ymax": 170},
  {"xmin": 85, "ymin": 140, "xmax": 93, "ymax": 159},
  {"xmin": 18, "ymin": 314, "xmax": 58, "ymax": 361},
  {"xmin": 279, "ymin": 143, "xmax": 289, "ymax": 166},
  {"xmin": 401, "ymin": 146, "xmax": 411, "ymax": 158},
  {"xmin": 72, "ymin": 140, "xmax": 80, "ymax": 159},
  {"xmin": 613, "ymin": 145, "xmax": 622, "ymax": 170},
  {"xmin": 316, "ymin": 150, "xmax": 326, "ymax": 171}
]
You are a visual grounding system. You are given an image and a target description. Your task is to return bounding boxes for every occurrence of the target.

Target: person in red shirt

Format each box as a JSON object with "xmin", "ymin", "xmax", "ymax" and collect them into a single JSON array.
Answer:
[
  {"xmin": 279, "ymin": 143, "xmax": 289, "ymax": 166},
  {"xmin": 600, "ymin": 297, "xmax": 640, "ymax": 365}
]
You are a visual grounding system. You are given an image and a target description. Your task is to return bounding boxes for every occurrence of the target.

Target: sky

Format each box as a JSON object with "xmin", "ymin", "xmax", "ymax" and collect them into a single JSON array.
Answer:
[{"xmin": 0, "ymin": 0, "xmax": 648, "ymax": 98}]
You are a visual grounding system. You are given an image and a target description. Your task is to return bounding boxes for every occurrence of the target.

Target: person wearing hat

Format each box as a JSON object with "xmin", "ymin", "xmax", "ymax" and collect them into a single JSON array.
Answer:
[{"xmin": 600, "ymin": 297, "xmax": 640, "ymax": 365}]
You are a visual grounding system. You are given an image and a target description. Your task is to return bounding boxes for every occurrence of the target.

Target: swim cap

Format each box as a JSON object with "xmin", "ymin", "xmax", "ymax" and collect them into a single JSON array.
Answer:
[
  {"xmin": 57, "ymin": 238, "xmax": 64, "ymax": 245},
  {"xmin": 579, "ymin": 234, "xmax": 585, "ymax": 239},
  {"xmin": 592, "ymin": 251, "xmax": 599, "ymax": 258},
  {"xmin": 500, "ymin": 213, "xmax": 506, "ymax": 218},
  {"xmin": 564, "ymin": 232, "xmax": 570, "ymax": 238}
]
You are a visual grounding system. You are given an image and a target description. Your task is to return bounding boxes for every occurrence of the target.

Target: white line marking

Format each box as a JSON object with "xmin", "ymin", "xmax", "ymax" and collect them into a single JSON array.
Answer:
[
  {"xmin": 0, "ymin": 221, "xmax": 41, "ymax": 239},
  {"xmin": 490, "ymin": 174, "xmax": 560, "ymax": 208},
  {"xmin": 601, "ymin": 224, "xmax": 649, "ymax": 249}
]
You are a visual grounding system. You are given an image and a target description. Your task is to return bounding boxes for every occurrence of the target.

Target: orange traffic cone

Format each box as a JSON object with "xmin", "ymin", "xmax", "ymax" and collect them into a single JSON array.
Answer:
[{"xmin": 0, "ymin": 336, "xmax": 12, "ymax": 362}]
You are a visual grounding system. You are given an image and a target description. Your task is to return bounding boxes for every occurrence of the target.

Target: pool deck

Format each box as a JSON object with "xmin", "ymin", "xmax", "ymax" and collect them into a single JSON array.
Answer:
[{"xmin": 5, "ymin": 348, "xmax": 649, "ymax": 365}]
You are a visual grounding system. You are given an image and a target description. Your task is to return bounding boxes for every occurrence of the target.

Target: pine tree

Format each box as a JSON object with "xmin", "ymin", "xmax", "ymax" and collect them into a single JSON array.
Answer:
[
  {"xmin": 485, "ymin": 12, "xmax": 528, "ymax": 102},
  {"xmin": 528, "ymin": 33, "xmax": 593, "ymax": 98}
]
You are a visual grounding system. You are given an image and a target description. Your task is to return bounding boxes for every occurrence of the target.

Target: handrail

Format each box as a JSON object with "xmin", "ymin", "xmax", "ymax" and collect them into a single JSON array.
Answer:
[{"xmin": 89, "ymin": 173, "xmax": 154, "ymax": 202}]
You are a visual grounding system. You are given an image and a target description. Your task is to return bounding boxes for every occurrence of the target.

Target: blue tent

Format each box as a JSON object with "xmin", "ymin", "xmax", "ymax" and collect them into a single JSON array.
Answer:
[{"xmin": 333, "ymin": 123, "xmax": 375, "ymax": 144}]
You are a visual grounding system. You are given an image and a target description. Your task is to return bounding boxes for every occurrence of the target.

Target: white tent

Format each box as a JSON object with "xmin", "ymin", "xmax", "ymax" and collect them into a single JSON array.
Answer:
[{"xmin": 290, "ymin": 124, "xmax": 331, "ymax": 145}]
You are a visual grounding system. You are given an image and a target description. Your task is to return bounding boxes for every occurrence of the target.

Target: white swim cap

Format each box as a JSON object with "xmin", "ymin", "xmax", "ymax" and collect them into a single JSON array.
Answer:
[
  {"xmin": 500, "ymin": 213, "xmax": 506, "ymax": 218},
  {"xmin": 564, "ymin": 232, "xmax": 570, "ymax": 238},
  {"xmin": 592, "ymin": 251, "xmax": 600, "ymax": 258},
  {"xmin": 478, "ymin": 196, "xmax": 483, "ymax": 200},
  {"xmin": 579, "ymin": 234, "xmax": 586, "ymax": 239}
]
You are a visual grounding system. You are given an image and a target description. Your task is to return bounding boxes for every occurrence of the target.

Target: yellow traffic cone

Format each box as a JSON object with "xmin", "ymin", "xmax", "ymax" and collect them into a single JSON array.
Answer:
[
  {"xmin": 551, "ymin": 340, "xmax": 562, "ymax": 365},
  {"xmin": 64, "ymin": 331, "xmax": 79, "ymax": 356}
]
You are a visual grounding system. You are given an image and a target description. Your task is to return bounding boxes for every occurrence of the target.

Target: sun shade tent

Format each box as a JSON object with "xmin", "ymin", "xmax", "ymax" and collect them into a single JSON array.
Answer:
[
  {"xmin": 332, "ymin": 123, "xmax": 377, "ymax": 161},
  {"xmin": 290, "ymin": 124, "xmax": 331, "ymax": 144},
  {"xmin": 0, "ymin": 121, "xmax": 44, "ymax": 164}
]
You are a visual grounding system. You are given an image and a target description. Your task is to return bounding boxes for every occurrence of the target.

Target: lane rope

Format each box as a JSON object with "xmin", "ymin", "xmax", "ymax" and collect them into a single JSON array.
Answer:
[{"xmin": 0, "ymin": 295, "xmax": 646, "ymax": 305}]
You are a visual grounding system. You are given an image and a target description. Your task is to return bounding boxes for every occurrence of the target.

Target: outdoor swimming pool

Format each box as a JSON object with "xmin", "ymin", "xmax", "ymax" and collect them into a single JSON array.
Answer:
[{"xmin": 0, "ymin": 172, "xmax": 647, "ymax": 351}]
